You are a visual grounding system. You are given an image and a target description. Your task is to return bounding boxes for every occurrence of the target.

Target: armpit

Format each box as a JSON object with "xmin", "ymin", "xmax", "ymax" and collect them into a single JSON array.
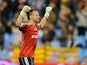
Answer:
[{"xmin": 36, "ymin": 23, "xmax": 41, "ymax": 30}]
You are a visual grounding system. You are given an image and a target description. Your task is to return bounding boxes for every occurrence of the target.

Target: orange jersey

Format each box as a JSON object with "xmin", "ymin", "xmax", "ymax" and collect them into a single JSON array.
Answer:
[{"xmin": 19, "ymin": 23, "xmax": 40, "ymax": 57}]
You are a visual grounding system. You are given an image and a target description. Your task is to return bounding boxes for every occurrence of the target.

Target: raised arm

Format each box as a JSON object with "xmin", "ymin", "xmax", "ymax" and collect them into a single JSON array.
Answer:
[
  {"xmin": 40, "ymin": 7, "xmax": 52, "ymax": 28},
  {"xmin": 16, "ymin": 5, "xmax": 31, "ymax": 27},
  {"xmin": 16, "ymin": 14, "xmax": 23, "ymax": 27}
]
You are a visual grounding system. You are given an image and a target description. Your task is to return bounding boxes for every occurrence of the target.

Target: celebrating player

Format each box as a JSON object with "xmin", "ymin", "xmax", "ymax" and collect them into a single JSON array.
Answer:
[{"xmin": 16, "ymin": 5, "xmax": 52, "ymax": 65}]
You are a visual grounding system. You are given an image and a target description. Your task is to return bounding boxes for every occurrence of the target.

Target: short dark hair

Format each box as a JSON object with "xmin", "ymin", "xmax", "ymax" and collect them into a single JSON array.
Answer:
[{"xmin": 26, "ymin": 8, "xmax": 38, "ymax": 19}]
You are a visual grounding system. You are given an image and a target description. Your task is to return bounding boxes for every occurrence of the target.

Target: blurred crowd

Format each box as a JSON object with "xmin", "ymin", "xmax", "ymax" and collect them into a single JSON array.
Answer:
[{"xmin": 0, "ymin": 0, "xmax": 87, "ymax": 64}]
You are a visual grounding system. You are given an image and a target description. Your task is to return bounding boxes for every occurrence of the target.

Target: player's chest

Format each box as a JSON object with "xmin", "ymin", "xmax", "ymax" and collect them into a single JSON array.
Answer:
[{"xmin": 26, "ymin": 26, "xmax": 38, "ymax": 35}]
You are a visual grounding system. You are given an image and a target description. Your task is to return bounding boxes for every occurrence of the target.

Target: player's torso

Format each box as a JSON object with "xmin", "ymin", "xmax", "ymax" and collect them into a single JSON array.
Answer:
[
  {"xmin": 20, "ymin": 24, "xmax": 39, "ymax": 57},
  {"xmin": 23, "ymin": 24, "xmax": 38, "ymax": 44}
]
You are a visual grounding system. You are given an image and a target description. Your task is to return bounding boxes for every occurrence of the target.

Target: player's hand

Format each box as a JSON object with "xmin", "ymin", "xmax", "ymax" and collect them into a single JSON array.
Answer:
[
  {"xmin": 20, "ymin": 5, "xmax": 31, "ymax": 16},
  {"xmin": 44, "ymin": 7, "xmax": 52, "ymax": 18},
  {"xmin": 46, "ymin": 7, "xmax": 52, "ymax": 13},
  {"xmin": 20, "ymin": 11, "xmax": 26, "ymax": 17},
  {"xmin": 20, "ymin": 11, "xmax": 29, "ymax": 22},
  {"xmin": 22, "ymin": 5, "xmax": 31, "ymax": 12},
  {"xmin": 20, "ymin": 5, "xmax": 31, "ymax": 22}
]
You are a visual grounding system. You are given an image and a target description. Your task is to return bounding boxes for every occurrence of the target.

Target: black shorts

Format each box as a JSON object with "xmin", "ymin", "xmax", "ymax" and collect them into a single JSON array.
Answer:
[{"xmin": 19, "ymin": 57, "xmax": 34, "ymax": 65}]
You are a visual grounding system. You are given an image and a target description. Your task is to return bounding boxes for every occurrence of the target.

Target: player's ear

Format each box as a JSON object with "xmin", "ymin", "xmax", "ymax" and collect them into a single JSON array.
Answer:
[{"xmin": 29, "ymin": 15, "xmax": 32, "ymax": 19}]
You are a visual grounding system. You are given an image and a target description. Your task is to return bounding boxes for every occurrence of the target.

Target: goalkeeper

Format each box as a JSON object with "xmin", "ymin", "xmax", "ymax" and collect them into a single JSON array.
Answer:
[{"xmin": 16, "ymin": 5, "xmax": 52, "ymax": 65}]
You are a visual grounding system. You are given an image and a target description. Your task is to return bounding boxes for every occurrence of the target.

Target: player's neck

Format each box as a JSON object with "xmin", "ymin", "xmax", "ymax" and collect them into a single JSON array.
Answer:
[{"xmin": 29, "ymin": 19, "xmax": 36, "ymax": 25}]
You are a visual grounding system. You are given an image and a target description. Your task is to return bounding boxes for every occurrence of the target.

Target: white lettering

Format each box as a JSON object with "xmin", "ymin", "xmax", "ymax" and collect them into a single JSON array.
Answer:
[{"xmin": 32, "ymin": 35, "xmax": 38, "ymax": 38}]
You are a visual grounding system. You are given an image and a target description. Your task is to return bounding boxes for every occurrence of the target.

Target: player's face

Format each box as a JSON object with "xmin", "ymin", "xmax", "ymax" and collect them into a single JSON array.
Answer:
[{"xmin": 32, "ymin": 11, "xmax": 40, "ymax": 23}]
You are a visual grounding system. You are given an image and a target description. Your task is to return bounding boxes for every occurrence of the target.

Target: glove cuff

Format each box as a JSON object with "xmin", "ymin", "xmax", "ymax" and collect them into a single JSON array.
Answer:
[
  {"xmin": 20, "ymin": 11, "xmax": 26, "ymax": 17},
  {"xmin": 22, "ymin": 5, "xmax": 31, "ymax": 12},
  {"xmin": 20, "ymin": 11, "xmax": 24, "ymax": 17},
  {"xmin": 44, "ymin": 12, "xmax": 49, "ymax": 18}
]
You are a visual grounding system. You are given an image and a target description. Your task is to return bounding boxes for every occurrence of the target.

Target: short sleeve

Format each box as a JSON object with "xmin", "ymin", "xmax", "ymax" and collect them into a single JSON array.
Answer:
[{"xmin": 19, "ymin": 23, "xmax": 28, "ymax": 32}]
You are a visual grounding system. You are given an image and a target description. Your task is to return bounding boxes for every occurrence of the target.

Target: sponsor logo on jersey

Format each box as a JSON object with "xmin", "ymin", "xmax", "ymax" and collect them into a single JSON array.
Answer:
[{"xmin": 32, "ymin": 35, "xmax": 38, "ymax": 38}]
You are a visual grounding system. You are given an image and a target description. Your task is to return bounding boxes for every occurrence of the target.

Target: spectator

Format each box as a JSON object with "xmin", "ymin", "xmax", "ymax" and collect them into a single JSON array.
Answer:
[
  {"xmin": 81, "ymin": 56, "xmax": 87, "ymax": 65},
  {"xmin": 67, "ymin": 24, "xmax": 75, "ymax": 34},
  {"xmin": 50, "ymin": 35, "xmax": 61, "ymax": 48},
  {"xmin": 48, "ymin": 23, "xmax": 56, "ymax": 41},
  {"xmin": 42, "ymin": 27, "xmax": 49, "ymax": 43},
  {"xmin": 11, "ymin": 11, "xmax": 22, "ymax": 46},
  {"xmin": 4, "ymin": 21, "xmax": 14, "ymax": 48},
  {"xmin": 60, "ymin": 30, "xmax": 67, "ymax": 47},
  {"xmin": 66, "ymin": 33, "xmax": 74, "ymax": 48},
  {"xmin": 76, "ymin": 0, "xmax": 87, "ymax": 36},
  {"xmin": 0, "ymin": 43, "xmax": 14, "ymax": 60},
  {"xmin": 45, "ymin": 1, "xmax": 57, "ymax": 27},
  {"xmin": 0, "ymin": 22, "xmax": 5, "ymax": 49},
  {"xmin": 18, "ymin": 0, "xmax": 27, "ymax": 10},
  {"xmin": 59, "ymin": 3, "xmax": 74, "ymax": 39}
]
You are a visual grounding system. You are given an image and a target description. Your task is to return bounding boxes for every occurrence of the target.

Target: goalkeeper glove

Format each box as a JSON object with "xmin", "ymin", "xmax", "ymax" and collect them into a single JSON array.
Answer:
[
  {"xmin": 20, "ymin": 5, "xmax": 31, "ymax": 22},
  {"xmin": 44, "ymin": 7, "xmax": 52, "ymax": 18}
]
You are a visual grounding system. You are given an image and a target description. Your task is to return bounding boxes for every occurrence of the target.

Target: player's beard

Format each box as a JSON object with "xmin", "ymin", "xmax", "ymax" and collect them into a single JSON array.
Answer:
[{"xmin": 34, "ymin": 18, "xmax": 40, "ymax": 23}]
